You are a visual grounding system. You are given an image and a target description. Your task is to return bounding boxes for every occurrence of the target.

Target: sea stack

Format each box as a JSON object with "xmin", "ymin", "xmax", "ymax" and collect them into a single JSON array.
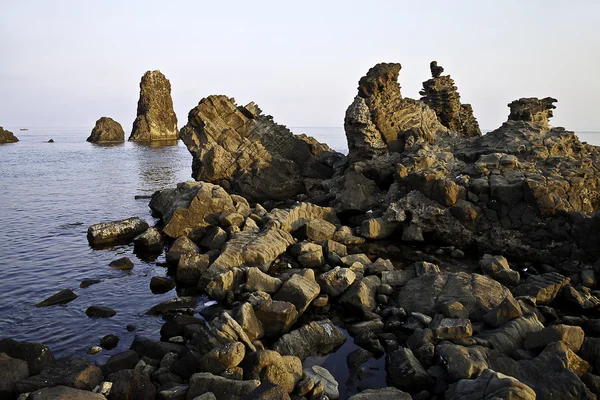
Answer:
[
  {"xmin": 0, "ymin": 126, "xmax": 19, "ymax": 143},
  {"xmin": 87, "ymin": 117, "xmax": 125, "ymax": 143},
  {"xmin": 129, "ymin": 70, "xmax": 178, "ymax": 142},
  {"xmin": 420, "ymin": 61, "xmax": 482, "ymax": 137}
]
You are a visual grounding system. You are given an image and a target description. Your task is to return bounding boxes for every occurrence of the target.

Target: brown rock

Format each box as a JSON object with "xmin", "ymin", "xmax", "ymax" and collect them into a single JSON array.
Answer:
[{"xmin": 87, "ymin": 117, "xmax": 125, "ymax": 143}]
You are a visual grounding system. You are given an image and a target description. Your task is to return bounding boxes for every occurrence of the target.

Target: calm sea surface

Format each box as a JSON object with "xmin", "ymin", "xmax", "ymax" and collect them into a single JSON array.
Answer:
[{"xmin": 0, "ymin": 126, "xmax": 596, "ymax": 395}]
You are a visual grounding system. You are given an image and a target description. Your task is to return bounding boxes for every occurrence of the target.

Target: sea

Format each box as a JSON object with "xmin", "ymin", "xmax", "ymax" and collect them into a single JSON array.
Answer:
[{"xmin": 0, "ymin": 126, "xmax": 598, "ymax": 396}]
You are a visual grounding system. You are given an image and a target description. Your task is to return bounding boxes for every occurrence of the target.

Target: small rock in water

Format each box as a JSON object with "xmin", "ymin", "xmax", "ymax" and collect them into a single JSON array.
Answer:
[
  {"xmin": 35, "ymin": 289, "xmax": 77, "ymax": 307},
  {"xmin": 150, "ymin": 276, "xmax": 175, "ymax": 294},
  {"xmin": 87, "ymin": 346, "xmax": 102, "ymax": 355},
  {"xmin": 109, "ymin": 257, "xmax": 134, "ymax": 270},
  {"xmin": 86, "ymin": 305, "xmax": 117, "ymax": 318},
  {"xmin": 100, "ymin": 334, "xmax": 120, "ymax": 350},
  {"xmin": 93, "ymin": 381, "xmax": 112, "ymax": 396},
  {"xmin": 126, "ymin": 324, "xmax": 137, "ymax": 332},
  {"xmin": 47, "ymin": 138, "xmax": 54, "ymax": 143},
  {"xmin": 80, "ymin": 279, "xmax": 102, "ymax": 288}
]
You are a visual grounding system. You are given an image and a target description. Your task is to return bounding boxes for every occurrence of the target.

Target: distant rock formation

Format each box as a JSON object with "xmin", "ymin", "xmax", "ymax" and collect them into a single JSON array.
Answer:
[
  {"xmin": 179, "ymin": 95, "xmax": 340, "ymax": 202},
  {"xmin": 86, "ymin": 117, "xmax": 125, "ymax": 143},
  {"xmin": 344, "ymin": 63, "xmax": 448, "ymax": 163},
  {"xmin": 129, "ymin": 70, "xmax": 178, "ymax": 142},
  {"xmin": 0, "ymin": 126, "xmax": 19, "ymax": 143},
  {"xmin": 420, "ymin": 61, "xmax": 482, "ymax": 137},
  {"xmin": 507, "ymin": 97, "xmax": 557, "ymax": 128}
]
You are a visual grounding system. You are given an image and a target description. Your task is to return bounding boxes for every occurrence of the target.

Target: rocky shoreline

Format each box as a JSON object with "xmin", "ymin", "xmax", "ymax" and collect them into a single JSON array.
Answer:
[{"xmin": 3, "ymin": 61, "xmax": 600, "ymax": 400}]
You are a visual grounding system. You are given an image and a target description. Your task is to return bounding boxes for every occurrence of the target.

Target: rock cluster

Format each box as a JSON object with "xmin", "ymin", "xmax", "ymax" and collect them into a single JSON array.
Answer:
[
  {"xmin": 420, "ymin": 61, "xmax": 482, "ymax": 137},
  {"xmin": 87, "ymin": 117, "xmax": 125, "ymax": 143},
  {"xmin": 129, "ymin": 70, "xmax": 178, "ymax": 142},
  {"xmin": 179, "ymin": 95, "xmax": 341, "ymax": 202},
  {"xmin": 0, "ymin": 126, "xmax": 19, "ymax": 143}
]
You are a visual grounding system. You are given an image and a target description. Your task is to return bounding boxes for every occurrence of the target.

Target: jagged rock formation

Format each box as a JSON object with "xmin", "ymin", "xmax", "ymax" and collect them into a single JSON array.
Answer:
[
  {"xmin": 344, "ymin": 63, "xmax": 448, "ymax": 163},
  {"xmin": 179, "ymin": 95, "xmax": 341, "ymax": 202},
  {"xmin": 420, "ymin": 61, "xmax": 482, "ymax": 137},
  {"xmin": 86, "ymin": 117, "xmax": 124, "ymax": 143},
  {"xmin": 0, "ymin": 126, "xmax": 19, "ymax": 143},
  {"xmin": 129, "ymin": 70, "xmax": 178, "ymax": 142},
  {"xmin": 508, "ymin": 97, "xmax": 557, "ymax": 128}
]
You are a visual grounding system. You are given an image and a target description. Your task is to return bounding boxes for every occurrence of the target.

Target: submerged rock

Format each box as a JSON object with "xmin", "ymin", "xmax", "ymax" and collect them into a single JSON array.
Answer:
[
  {"xmin": 87, "ymin": 117, "xmax": 125, "ymax": 143},
  {"xmin": 129, "ymin": 70, "xmax": 178, "ymax": 142},
  {"xmin": 35, "ymin": 289, "xmax": 77, "ymax": 307}
]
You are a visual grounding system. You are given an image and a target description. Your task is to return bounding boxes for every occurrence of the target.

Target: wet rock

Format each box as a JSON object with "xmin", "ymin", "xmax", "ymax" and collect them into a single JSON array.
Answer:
[
  {"xmin": 99, "ymin": 334, "xmax": 120, "ymax": 350},
  {"xmin": 166, "ymin": 236, "xmax": 200, "ymax": 267},
  {"xmin": 87, "ymin": 117, "xmax": 125, "ymax": 143},
  {"xmin": 245, "ymin": 267, "xmax": 282, "ymax": 294},
  {"xmin": 177, "ymin": 253, "xmax": 210, "ymax": 287},
  {"xmin": 150, "ymin": 276, "xmax": 175, "ymax": 294},
  {"xmin": 479, "ymin": 254, "xmax": 520, "ymax": 285},
  {"xmin": 512, "ymin": 272, "xmax": 570, "ymax": 304},
  {"xmin": 482, "ymin": 295, "xmax": 522, "ymax": 328},
  {"xmin": 16, "ymin": 358, "xmax": 103, "ymax": 393},
  {"xmin": 101, "ymin": 351, "xmax": 140, "ymax": 377},
  {"xmin": 198, "ymin": 342, "xmax": 245, "ymax": 374},
  {"xmin": 303, "ymin": 365, "xmax": 339, "ymax": 399},
  {"xmin": 186, "ymin": 372, "xmax": 260, "ymax": 400},
  {"xmin": 85, "ymin": 305, "xmax": 117, "ymax": 318},
  {"xmin": 200, "ymin": 226, "xmax": 228, "ymax": 250},
  {"xmin": 35, "ymin": 289, "xmax": 77, "ymax": 307},
  {"xmin": 318, "ymin": 267, "xmax": 356, "ymax": 297},
  {"xmin": 386, "ymin": 347, "xmax": 434, "ymax": 390},
  {"xmin": 28, "ymin": 385, "xmax": 106, "ymax": 400},
  {"xmin": 160, "ymin": 315, "xmax": 205, "ymax": 340},
  {"xmin": 0, "ymin": 126, "xmax": 19, "ymax": 143},
  {"xmin": 87, "ymin": 217, "xmax": 149, "ymax": 245},
  {"xmin": 445, "ymin": 368, "xmax": 535, "ymax": 400},
  {"xmin": 133, "ymin": 228, "xmax": 164, "ymax": 254},
  {"xmin": 108, "ymin": 369, "xmax": 155, "ymax": 400},
  {"xmin": 242, "ymin": 350, "xmax": 302, "ymax": 393},
  {"xmin": 109, "ymin": 257, "xmax": 134, "ymax": 270},
  {"xmin": 272, "ymin": 320, "xmax": 346, "ymax": 361},
  {"xmin": 80, "ymin": 279, "xmax": 102, "ymax": 289},
  {"xmin": 338, "ymin": 275, "xmax": 380, "ymax": 315},
  {"xmin": 397, "ymin": 272, "xmax": 513, "ymax": 321},
  {"xmin": 129, "ymin": 70, "xmax": 178, "ymax": 142},
  {"xmin": 87, "ymin": 346, "xmax": 102, "ymax": 355},
  {"xmin": 146, "ymin": 297, "xmax": 196, "ymax": 316},
  {"xmin": 524, "ymin": 324, "xmax": 585, "ymax": 352},
  {"xmin": 0, "ymin": 353, "xmax": 29, "ymax": 398},
  {"xmin": 273, "ymin": 274, "xmax": 320, "ymax": 315},
  {"xmin": 151, "ymin": 181, "xmax": 236, "ymax": 239},
  {"xmin": 436, "ymin": 342, "xmax": 489, "ymax": 380},
  {"xmin": 434, "ymin": 318, "xmax": 473, "ymax": 340},
  {"xmin": 254, "ymin": 299, "xmax": 298, "ymax": 338},
  {"xmin": 130, "ymin": 336, "xmax": 184, "ymax": 360},
  {"xmin": 179, "ymin": 95, "xmax": 336, "ymax": 202},
  {"xmin": 347, "ymin": 387, "xmax": 411, "ymax": 400}
]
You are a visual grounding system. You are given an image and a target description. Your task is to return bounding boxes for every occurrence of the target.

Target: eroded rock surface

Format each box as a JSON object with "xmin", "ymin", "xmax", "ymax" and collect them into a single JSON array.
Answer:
[{"xmin": 87, "ymin": 117, "xmax": 124, "ymax": 143}]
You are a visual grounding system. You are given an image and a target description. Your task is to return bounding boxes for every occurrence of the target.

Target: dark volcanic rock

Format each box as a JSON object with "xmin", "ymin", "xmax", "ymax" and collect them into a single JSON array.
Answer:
[
  {"xmin": 129, "ymin": 70, "xmax": 178, "ymax": 142},
  {"xmin": 87, "ymin": 117, "xmax": 125, "ymax": 143},
  {"xmin": 179, "ymin": 95, "xmax": 338, "ymax": 202},
  {"xmin": 420, "ymin": 61, "xmax": 482, "ymax": 137},
  {"xmin": 0, "ymin": 126, "xmax": 19, "ymax": 143}
]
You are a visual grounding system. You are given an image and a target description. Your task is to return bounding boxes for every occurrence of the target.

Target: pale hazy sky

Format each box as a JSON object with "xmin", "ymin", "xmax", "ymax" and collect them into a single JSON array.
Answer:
[{"xmin": 1, "ymin": 1, "xmax": 599, "ymax": 131}]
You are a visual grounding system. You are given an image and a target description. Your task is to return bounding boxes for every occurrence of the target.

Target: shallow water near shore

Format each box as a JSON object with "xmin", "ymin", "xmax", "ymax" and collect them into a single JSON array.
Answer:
[{"xmin": 0, "ymin": 126, "xmax": 598, "ymax": 394}]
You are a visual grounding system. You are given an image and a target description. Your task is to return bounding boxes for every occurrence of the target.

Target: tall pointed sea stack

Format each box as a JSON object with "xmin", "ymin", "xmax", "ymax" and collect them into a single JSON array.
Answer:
[
  {"xmin": 420, "ymin": 61, "xmax": 482, "ymax": 137},
  {"xmin": 129, "ymin": 70, "xmax": 178, "ymax": 142},
  {"xmin": 0, "ymin": 126, "xmax": 19, "ymax": 143}
]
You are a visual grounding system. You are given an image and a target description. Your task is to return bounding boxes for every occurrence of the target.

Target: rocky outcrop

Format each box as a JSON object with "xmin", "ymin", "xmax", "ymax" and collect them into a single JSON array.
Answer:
[
  {"xmin": 344, "ymin": 62, "xmax": 448, "ymax": 163},
  {"xmin": 508, "ymin": 97, "xmax": 557, "ymax": 128},
  {"xmin": 420, "ymin": 61, "xmax": 482, "ymax": 137},
  {"xmin": 129, "ymin": 70, "xmax": 178, "ymax": 142},
  {"xmin": 179, "ymin": 95, "xmax": 339, "ymax": 202},
  {"xmin": 86, "ymin": 117, "xmax": 125, "ymax": 143},
  {"xmin": 0, "ymin": 126, "xmax": 18, "ymax": 143}
]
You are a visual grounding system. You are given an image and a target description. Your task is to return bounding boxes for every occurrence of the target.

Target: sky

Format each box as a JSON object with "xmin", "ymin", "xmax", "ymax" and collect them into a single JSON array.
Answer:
[{"xmin": 1, "ymin": 0, "xmax": 599, "ymax": 132}]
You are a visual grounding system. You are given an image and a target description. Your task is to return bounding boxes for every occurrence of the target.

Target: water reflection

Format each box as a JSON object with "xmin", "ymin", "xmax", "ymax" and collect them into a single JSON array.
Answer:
[{"xmin": 133, "ymin": 141, "xmax": 192, "ymax": 196}]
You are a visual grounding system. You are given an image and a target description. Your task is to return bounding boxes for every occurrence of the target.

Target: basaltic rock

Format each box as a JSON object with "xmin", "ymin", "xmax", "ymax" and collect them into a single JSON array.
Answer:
[
  {"xmin": 87, "ymin": 117, "xmax": 125, "ymax": 143},
  {"xmin": 129, "ymin": 70, "xmax": 178, "ymax": 142}
]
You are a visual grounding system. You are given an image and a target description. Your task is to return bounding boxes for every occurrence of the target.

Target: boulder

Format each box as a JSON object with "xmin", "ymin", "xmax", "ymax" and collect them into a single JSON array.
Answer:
[
  {"xmin": 476, "ymin": 313, "xmax": 544, "ymax": 355},
  {"xmin": 303, "ymin": 365, "xmax": 339, "ymax": 399},
  {"xmin": 99, "ymin": 334, "xmax": 120, "ymax": 350},
  {"xmin": 179, "ymin": 95, "xmax": 337, "ymax": 202},
  {"xmin": 297, "ymin": 219, "xmax": 337, "ymax": 241},
  {"xmin": 85, "ymin": 305, "xmax": 117, "ymax": 318},
  {"xmin": 0, "ymin": 338, "xmax": 55, "ymax": 375},
  {"xmin": 397, "ymin": 272, "xmax": 513, "ymax": 321},
  {"xmin": 445, "ymin": 369, "xmax": 535, "ymax": 400},
  {"xmin": 338, "ymin": 275, "xmax": 380, "ymax": 315},
  {"xmin": 177, "ymin": 253, "xmax": 210, "ymax": 287},
  {"xmin": 150, "ymin": 181, "xmax": 236, "ymax": 239},
  {"xmin": 87, "ymin": 217, "xmax": 149, "ymax": 245},
  {"xmin": 524, "ymin": 324, "xmax": 585, "ymax": 352},
  {"xmin": 87, "ymin": 117, "xmax": 125, "ymax": 143},
  {"xmin": 434, "ymin": 318, "xmax": 473, "ymax": 340},
  {"xmin": 479, "ymin": 254, "xmax": 520, "ymax": 285},
  {"xmin": 318, "ymin": 266, "xmax": 356, "ymax": 297},
  {"xmin": 28, "ymin": 385, "xmax": 105, "ymax": 400},
  {"xmin": 347, "ymin": 387, "xmax": 411, "ymax": 400},
  {"xmin": 150, "ymin": 276, "xmax": 175, "ymax": 294},
  {"xmin": 254, "ymin": 299, "xmax": 298, "ymax": 338},
  {"xmin": 166, "ymin": 236, "xmax": 199, "ymax": 266},
  {"xmin": 35, "ymin": 289, "xmax": 77, "ymax": 307},
  {"xmin": 16, "ymin": 358, "xmax": 103, "ymax": 393},
  {"xmin": 129, "ymin": 70, "xmax": 178, "ymax": 142},
  {"xmin": 133, "ymin": 228, "xmax": 164, "ymax": 253},
  {"xmin": 512, "ymin": 272, "xmax": 570, "ymax": 304},
  {"xmin": 109, "ymin": 257, "xmax": 134, "ymax": 270},
  {"xmin": 436, "ymin": 343, "xmax": 489, "ymax": 380},
  {"xmin": 0, "ymin": 353, "xmax": 29, "ymax": 397},
  {"xmin": 242, "ymin": 350, "xmax": 302, "ymax": 393},
  {"xmin": 273, "ymin": 274, "xmax": 320, "ymax": 315},
  {"xmin": 245, "ymin": 268, "xmax": 282, "ymax": 294},
  {"xmin": 272, "ymin": 320, "xmax": 346, "ymax": 361},
  {"xmin": 146, "ymin": 297, "xmax": 197, "ymax": 316},
  {"xmin": 386, "ymin": 347, "xmax": 434, "ymax": 390},
  {"xmin": 483, "ymin": 295, "xmax": 523, "ymax": 328},
  {"xmin": 186, "ymin": 372, "xmax": 260, "ymax": 400},
  {"xmin": 230, "ymin": 302, "xmax": 264, "ymax": 341},
  {"xmin": 0, "ymin": 126, "xmax": 18, "ymax": 143},
  {"xmin": 130, "ymin": 336, "xmax": 184, "ymax": 360},
  {"xmin": 108, "ymin": 369, "xmax": 155, "ymax": 400}
]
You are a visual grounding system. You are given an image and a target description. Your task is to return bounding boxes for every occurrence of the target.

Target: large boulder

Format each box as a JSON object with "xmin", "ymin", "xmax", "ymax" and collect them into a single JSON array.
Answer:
[
  {"xmin": 272, "ymin": 320, "xmax": 346, "ymax": 361},
  {"xmin": 87, "ymin": 117, "xmax": 125, "ymax": 143},
  {"xmin": 179, "ymin": 95, "xmax": 338, "ymax": 202},
  {"xmin": 129, "ymin": 70, "xmax": 178, "ymax": 142},
  {"xmin": 87, "ymin": 217, "xmax": 149, "ymax": 245},
  {"xmin": 0, "ymin": 338, "xmax": 55, "ymax": 375},
  {"xmin": 397, "ymin": 272, "xmax": 513, "ymax": 321},
  {"xmin": 0, "ymin": 126, "xmax": 18, "ymax": 143},
  {"xmin": 0, "ymin": 353, "xmax": 29, "ymax": 398},
  {"xmin": 446, "ymin": 369, "xmax": 535, "ymax": 400},
  {"xmin": 28, "ymin": 386, "xmax": 105, "ymax": 400},
  {"xmin": 186, "ymin": 372, "xmax": 260, "ymax": 400},
  {"xmin": 16, "ymin": 358, "xmax": 103, "ymax": 393}
]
